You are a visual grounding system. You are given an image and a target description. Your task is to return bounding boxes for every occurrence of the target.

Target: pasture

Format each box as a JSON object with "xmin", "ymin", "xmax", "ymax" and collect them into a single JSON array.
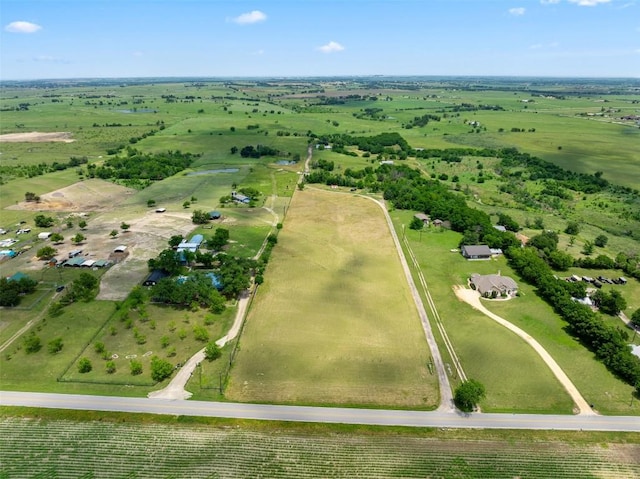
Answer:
[
  {"xmin": 226, "ymin": 188, "xmax": 438, "ymax": 408},
  {"xmin": 1, "ymin": 414, "xmax": 638, "ymax": 478}
]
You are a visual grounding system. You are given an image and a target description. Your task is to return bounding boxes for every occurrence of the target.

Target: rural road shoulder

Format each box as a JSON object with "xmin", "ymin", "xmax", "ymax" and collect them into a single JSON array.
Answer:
[{"xmin": 2, "ymin": 391, "xmax": 639, "ymax": 432}]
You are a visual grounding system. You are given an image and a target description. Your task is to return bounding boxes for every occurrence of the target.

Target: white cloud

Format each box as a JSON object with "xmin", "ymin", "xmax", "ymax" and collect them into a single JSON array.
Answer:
[
  {"xmin": 509, "ymin": 7, "xmax": 526, "ymax": 15},
  {"xmin": 317, "ymin": 41, "xmax": 345, "ymax": 53},
  {"xmin": 231, "ymin": 10, "xmax": 267, "ymax": 25},
  {"xmin": 568, "ymin": 0, "xmax": 611, "ymax": 5},
  {"xmin": 5, "ymin": 21, "xmax": 42, "ymax": 33},
  {"xmin": 540, "ymin": 0, "xmax": 561, "ymax": 4}
]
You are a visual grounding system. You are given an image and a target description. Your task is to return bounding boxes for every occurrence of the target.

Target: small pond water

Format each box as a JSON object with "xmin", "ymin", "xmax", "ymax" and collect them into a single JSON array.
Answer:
[{"xmin": 186, "ymin": 168, "xmax": 240, "ymax": 176}]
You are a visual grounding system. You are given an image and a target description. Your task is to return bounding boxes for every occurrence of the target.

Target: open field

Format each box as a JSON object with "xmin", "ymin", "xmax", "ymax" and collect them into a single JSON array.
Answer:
[
  {"xmin": 227, "ymin": 188, "xmax": 438, "ymax": 407},
  {"xmin": 1, "ymin": 413, "xmax": 639, "ymax": 478}
]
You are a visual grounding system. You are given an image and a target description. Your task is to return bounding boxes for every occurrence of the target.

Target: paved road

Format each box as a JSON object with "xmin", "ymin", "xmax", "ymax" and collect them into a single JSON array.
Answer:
[{"xmin": 2, "ymin": 391, "xmax": 639, "ymax": 432}]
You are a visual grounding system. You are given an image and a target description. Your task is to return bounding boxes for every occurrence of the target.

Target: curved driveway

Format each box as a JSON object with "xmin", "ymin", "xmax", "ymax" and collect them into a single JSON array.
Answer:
[{"xmin": 2, "ymin": 391, "xmax": 638, "ymax": 432}]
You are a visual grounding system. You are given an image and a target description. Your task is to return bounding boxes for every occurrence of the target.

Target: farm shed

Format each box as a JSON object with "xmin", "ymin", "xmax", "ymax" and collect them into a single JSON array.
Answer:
[
  {"xmin": 231, "ymin": 191, "xmax": 250, "ymax": 204},
  {"xmin": 143, "ymin": 269, "xmax": 169, "ymax": 286},
  {"xmin": 470, "ymin": 273, "xmax": 518, "ymax": 298},
  {"xmin": 155, "ymin": 208, "xmax": 166, "ymax": 213},
  {"xmin": 461, "ymin": 245, "xmax": 493, "ymax": 260},
  {"xmin": 93, "ymin": 259, "xmax": 109, "ymax": 268},
  {"xmin": 493, "ymin": 225, "xmax": 507, "ymax": 233},
  {"xmin": 38, "ymin": 232, "xmax": 52, "ymax": 240},
  {"xmin": 414, "ymin": 213, "xmax": 430, "ymax": 225},
  {"xmin": 81, "ymin": 259, "xmax": 96, "ymax": 267},
  {"xmin": 113, "ymin": 245, "xmax": 127, "ymax": 253},
  {"xmin": 209, "ymin": 211, "xmax": 221, "ymax": 220},
  {"xmin": 64, "ymin": 257, "xmax": 86, "ymax": 267}
]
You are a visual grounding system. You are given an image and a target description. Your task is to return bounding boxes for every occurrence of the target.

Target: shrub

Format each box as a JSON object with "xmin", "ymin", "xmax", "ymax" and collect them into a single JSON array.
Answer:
[{"xmin": 78, "ymin": 357, "xmax": 92, "ymax": 373}]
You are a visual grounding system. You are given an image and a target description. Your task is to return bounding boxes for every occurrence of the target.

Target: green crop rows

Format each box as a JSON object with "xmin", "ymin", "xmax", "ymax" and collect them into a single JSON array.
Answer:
[{"xmin": 1, "ymin": 417, "xmax": 638, "ymax": 478}]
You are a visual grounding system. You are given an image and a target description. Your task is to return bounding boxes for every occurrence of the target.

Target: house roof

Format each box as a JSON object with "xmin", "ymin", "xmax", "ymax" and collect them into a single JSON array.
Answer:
[
  {"xmin": 470, "ymin": 273, "xmax": 518, "ymax": 295},
  {"xmin": 8, "ymin": 271, "xmax": 28, "ymax": 282},
  {"xmin": 414, "ymin": 213, "xmax": 430, "ymax": 221},
  {"xmin": 462, "ymin": 245, "xmax": 493, "ymax": 257},
  {"xmin": 493, "ymin": 225, "xmax": 507, "ymax": 232}
]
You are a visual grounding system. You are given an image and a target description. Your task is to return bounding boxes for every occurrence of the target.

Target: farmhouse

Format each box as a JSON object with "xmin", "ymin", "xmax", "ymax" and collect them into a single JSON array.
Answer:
[
  {"xmin": 461, "ymin": 245, "xmax": 493, "ymax": 260},
  {"xmin": 177, "ymin": 234, "xmax": 204, "ymax": 253},
  {"xmin": 470, "ymin": 273, "xmax": 518, "ymax": 298}
]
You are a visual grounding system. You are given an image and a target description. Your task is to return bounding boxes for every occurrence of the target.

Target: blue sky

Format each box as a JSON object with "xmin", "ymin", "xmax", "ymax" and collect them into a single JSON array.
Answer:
[{"xmin": 1, "ymin": 0, "xmax": 639, "ymax": 80}]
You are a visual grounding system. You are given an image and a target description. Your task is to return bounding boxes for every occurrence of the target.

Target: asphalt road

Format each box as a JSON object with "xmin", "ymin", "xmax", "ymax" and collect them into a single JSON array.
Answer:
[{"xmin": 2, "ymin": 391, "xmax": 639, "ymax": 432}]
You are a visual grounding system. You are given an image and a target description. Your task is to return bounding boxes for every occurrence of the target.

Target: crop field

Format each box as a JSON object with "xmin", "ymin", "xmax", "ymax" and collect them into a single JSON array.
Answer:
[
  {"xmin": 227, "ymin": 188, "xmax": 438, "ymax": 408},
  {"xmin": 1, "ymin": 416, "xmax": 639, "ymax": 478}
]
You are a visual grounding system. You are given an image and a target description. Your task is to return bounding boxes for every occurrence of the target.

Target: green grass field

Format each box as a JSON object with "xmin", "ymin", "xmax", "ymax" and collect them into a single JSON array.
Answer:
[
  {"xmin": 1, "ymin": 413, "xmax": 638, "ymax": 478},
  {"xmin": 226, "ymin": 188, "xmax": 438, "ymax": 408}
]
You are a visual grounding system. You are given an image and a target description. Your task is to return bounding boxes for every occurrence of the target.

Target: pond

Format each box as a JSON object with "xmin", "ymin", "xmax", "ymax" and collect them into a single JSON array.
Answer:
[
  {"xmin": 116, "ymin": 108, "xmax": 158, "ymax": 113},
  {"xmin": 186, "ymin": 168, "xmax": 240, "ymax": 176},
  {"xmin": 275, "ymin": 160, "xmax": 298, "ymax": 165}
]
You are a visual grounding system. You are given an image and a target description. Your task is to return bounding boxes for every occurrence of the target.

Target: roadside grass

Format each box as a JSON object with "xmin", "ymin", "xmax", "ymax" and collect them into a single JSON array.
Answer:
[
  {"xmin": 227, "ymin": 189, "xmax": 438, "ymax": 408},
  {"xmin": 1, "ymin": 414, "xmax": 638, "ymax": 479}
]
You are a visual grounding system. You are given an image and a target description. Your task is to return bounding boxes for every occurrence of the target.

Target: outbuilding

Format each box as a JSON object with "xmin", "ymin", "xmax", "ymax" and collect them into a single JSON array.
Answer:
[
  {"xmin": 113, "ymin": 245, "xmax": 127, "ymax": 253},
  {"xmin": 143, "ymin": 269, "xmax": 169, "ymax": 286},
  {"xmin": 461, "ymin": 245, "xmax": 493, "ymax": 260},
  {"xmin": 38, "ymin": 232, "xmax": 52, "ymax": 240}
]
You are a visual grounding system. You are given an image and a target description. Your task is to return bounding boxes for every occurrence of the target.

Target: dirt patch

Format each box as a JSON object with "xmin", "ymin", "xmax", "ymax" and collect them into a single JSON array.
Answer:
[
  {"xmin": 7, "ymin": 179, "xmax": 136, "ymax": 212},
  {"xmin": 0, "ymin": 132, "xmax": 75, "ymax": 143}
]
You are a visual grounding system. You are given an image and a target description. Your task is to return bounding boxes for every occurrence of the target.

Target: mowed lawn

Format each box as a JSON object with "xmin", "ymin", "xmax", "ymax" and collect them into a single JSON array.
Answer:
[{"xmin": 227, "ymin": 188, "xmax": 438, "ymax": 408}]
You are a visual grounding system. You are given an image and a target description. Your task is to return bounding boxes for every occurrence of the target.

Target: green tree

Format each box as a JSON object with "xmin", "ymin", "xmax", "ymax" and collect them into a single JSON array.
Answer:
[
  {"xmin": 130, "ymin": 360, "xmax": 143, "ymax": 376},
  {"xmin": 50, "ymin": 233, "xmax": 64, "ymax": 244},
  {"xmin": 72, "ymin": 233, "xmax": 85, "ymax": 245},
  {"xmin": 191, "ymin": 209, "xmax": 209, "ymax": 224},
  {"xmin": 78, "ymin": 357, "xmax": 92, "ymax": 373},
  {"xmin": 193, "ymin": 325, "xmax": 209, "ymax": 342},
  {"xmin": 34, "ymin": 214, "xmax": 55, "ymax": 228},
  {"xmin": 582, "ymin": 241, "xmax": 595, "ymax": 256},
  {"xmin": 409, "ymin": 216, "xmax": 424, "ymax": 231},
  {"xmin": 204, "ymin": 342, "xmax": 222, "ymax": 361},
  {"xmin": 120, "ymin": 222, "xmax": 130, "ymax": 232},
  {"xmin": 47, "ymin": 337, "xmax": 63, "ymax": 354},
  {"xmin": 533, "ymin": 217, "xmax": 545, "ymax": 230},
  {"xmin": 150, "ymin": 356, "xmax": 174, "ymax": 382},
  {"xmin": 168, "ymin": 234, "xmax": 184, "ymax": 248},
  {"xmin": 106, "ymin": 361, "xmax": 116, "ymax": 374},
  {"xmin": 23, "ymin": 332, "xmax": 42, "ymax": 354},
  {"xmin": 183, "ymin": 200, "xmax": 191, "ymax": 209},
  {"xmin": 631, "ymin": 309, "xmax": 640, "ymax": 328},
  {"xmin": 565, "ymin": 221, "xmax": 580, "ymax": 236},
  {"xmin": 66, "ymin": 219, "xmax": 74, "ymax": 229},
  {"xmin": 454, "ymin": 379, "xmax": 486, "ymax": 412},
  {"xmin": 110, "ymin": 230, "xmax": 118, "ymax": 238},
  {"xmin": 207, "ymin": 228, "xmax": 229, "ymax": 250},
  {"xmin": 594, "ymin": 234, "xmax": 608, "ymax": 248},
  {"xmin": 548, "ymin": 250, "xmax": 574, "ymax": 271},
  {"xmin": 36, "ymin": 246, "xmax": 57, "ymax": 260},
  {"xmin": 147, "ymin": 199, "xmax": 156, "ymax": 207},
  {"xmin": 78, "ymin": 220, "xmax": 87, "ymax": 229}
]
